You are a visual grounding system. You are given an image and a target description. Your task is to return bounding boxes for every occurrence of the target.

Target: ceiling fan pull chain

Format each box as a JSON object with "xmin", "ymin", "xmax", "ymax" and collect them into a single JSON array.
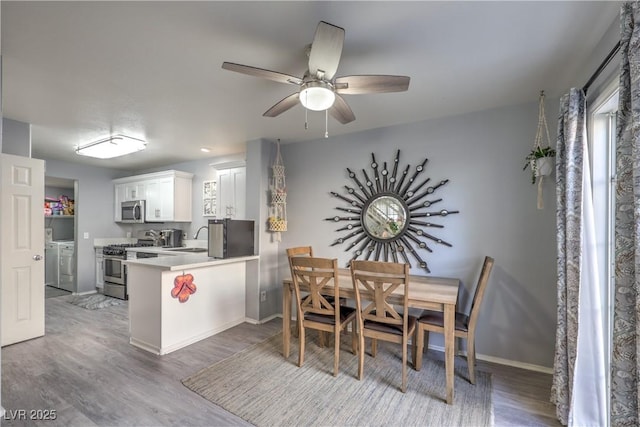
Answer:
[
  {"xmin": 325, "ymin": 110, "xmax": 329, "ymax": 138},
  {"xmin": 305, "ymin": 106, "xmax": 309, "ymax": 130}
]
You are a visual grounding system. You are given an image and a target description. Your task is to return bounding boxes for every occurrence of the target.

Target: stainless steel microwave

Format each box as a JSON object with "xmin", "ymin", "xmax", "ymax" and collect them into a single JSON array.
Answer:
[{"xmin": 120, "ymin": 200, "xmax": 146, "ymax": 223}]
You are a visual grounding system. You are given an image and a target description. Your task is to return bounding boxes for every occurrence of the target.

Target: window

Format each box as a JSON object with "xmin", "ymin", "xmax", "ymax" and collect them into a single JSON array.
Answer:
[{"xmin": 589, "ymin": 80, "xmax": 618, "ymax": 419}]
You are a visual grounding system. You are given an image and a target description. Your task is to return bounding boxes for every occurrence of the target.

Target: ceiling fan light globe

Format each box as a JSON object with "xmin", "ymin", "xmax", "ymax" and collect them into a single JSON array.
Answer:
[{"xmin": 299, "ymin": 83, "xmax": 335, "ymax": 111}]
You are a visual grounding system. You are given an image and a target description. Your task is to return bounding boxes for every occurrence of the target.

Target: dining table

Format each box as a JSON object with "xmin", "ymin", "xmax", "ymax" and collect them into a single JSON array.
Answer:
[{"xmin": 282, "ymin": 267, "xmax": 460, "ymax": 404}]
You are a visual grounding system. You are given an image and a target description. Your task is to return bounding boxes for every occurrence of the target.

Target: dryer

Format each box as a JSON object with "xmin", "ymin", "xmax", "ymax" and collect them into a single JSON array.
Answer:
[{"xmin": 58, "ymin": 242, "xmax": 75, "ymax": 292}]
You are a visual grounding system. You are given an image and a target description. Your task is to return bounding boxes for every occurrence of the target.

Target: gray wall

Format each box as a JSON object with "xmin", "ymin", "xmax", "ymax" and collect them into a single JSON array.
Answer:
[
  {"xmin": 1, "ymin": 118, "xmax": 30, "ymax": 157},
  {"xmin": 246, "ymin": 138, "xmax": 280, "ymax": 320},
  {"xmin": 279, "ymin": 100, "xmax": 559, "ymax": 369}
]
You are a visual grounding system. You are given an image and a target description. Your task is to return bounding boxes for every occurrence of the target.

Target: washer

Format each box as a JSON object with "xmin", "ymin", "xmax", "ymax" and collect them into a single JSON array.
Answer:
[{"xmin": 45, "ymin": 242, "xmax": 59, "ymax": 287}]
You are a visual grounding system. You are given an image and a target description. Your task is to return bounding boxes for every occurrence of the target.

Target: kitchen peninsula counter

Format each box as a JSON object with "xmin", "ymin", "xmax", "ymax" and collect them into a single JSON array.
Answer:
[
  {"xmin": 125, "ymin": 253, "xmax": 258, "ymax": 355},
  {"xmin": 124, "ymin": 252, "xmax": 258, "ymax": 270}
]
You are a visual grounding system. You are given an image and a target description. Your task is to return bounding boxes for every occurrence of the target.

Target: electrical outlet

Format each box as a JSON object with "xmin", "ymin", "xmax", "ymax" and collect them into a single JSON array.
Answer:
[{"xmin": 260, "ymin": 291, "xmax": 267, "ymax": 302}]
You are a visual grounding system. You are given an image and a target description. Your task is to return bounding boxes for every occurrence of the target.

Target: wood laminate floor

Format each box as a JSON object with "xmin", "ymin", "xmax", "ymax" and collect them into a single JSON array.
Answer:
[{"xmin": 2, "ymin": 295, "xmax": 560, "ymax": 426}]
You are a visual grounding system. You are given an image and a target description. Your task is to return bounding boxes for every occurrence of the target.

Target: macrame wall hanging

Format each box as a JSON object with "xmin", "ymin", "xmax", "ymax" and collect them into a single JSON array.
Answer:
[
  {"xmin": 524, "ymin": 91, "xmax": 556, "ymax": 209},
  {"xmin": 268, "ymin": 140, "xmax": 287, "ymax": 242}
]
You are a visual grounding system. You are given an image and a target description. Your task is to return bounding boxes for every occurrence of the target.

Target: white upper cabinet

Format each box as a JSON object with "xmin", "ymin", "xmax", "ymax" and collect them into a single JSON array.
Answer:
[
  {"xmin": 113, "ymin": 170, "xmax": 193, "ymax": 222},
  {"xmin": 216, "ymin": 166, "xmax": 246, "ymax": 219},
  {"xmin": 114, "ymin": 182, "xmax": 147, "ymax": 221}
]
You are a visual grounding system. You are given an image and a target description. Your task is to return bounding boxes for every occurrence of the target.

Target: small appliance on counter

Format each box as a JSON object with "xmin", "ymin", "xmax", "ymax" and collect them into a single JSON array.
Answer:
[
  {"xmin": 161, "ymin": 228, "xmax": 183, "ymax": 248},
  {"xmin": 208, "ymin": 219, "xmax": 255, "ymax": 259}
]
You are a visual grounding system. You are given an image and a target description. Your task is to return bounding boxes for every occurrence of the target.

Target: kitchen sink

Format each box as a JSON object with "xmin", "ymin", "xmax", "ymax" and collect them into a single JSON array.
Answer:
[{"xmin": 167, "ymin": 247, "xmax": 207, "ymax": 253}]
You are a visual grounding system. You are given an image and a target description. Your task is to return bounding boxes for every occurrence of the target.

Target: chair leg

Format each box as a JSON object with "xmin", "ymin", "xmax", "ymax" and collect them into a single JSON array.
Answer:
[
  {"xmin": 414, "ymin": 325, "xmax": 424, "ymax": 371},
  {"xmin": 412, "ymin": 330, "xmax": 417, "ymax": 370},
  {"xmin": 358, "ymin": 333, "xmax": 365, "ymax": 380},
  {"xmin": 333, "ymin": 327, "xmax": 340, "ymax": 377},
  {"xmin": 351, "ymin": 319, "xmax": 357, "ymax": 354},
  {"xmin": 371, "ymin": 338, "xmax": 377, "ymax": 357},
  {"xmin": 467, "ymin": 337, "xmax": 476, "ymax": 384},
  {"xmin": 298, "ymin": 327, "xmax": 305, "ymax": 367},
  {"xmin": 401, "ymin": 338, "xmax": 408, "ymax": 393}
]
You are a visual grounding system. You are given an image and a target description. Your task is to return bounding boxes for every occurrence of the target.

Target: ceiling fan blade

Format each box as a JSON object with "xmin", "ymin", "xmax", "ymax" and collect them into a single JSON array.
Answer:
[
  {"xmin": 308, "ymin": 21, "xmax": 345, "ymax": 80},
  {"xmin": 335, "ymin": 75, "xmax": 410, "ymax": 95},
  {"xmin": 222, "ymin": 62, "xmax": 303, "ymax": 86},
  {"xmin": 329, "ymin": 94, "xmax": 355, "ymax": 124},
  {"xmin": 263, "ymin": 93, "xmax": 300, "ymax": 117}
]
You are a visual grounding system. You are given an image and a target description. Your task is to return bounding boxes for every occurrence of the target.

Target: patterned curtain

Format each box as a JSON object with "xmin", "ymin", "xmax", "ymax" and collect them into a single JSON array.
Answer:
[
  {"xmin": 611, "ymin": 3, "xmax": 640, "ymax": 426},
  {"xmin": 551, "ymin": 89, "xmax": 585, "ymax": 425}
]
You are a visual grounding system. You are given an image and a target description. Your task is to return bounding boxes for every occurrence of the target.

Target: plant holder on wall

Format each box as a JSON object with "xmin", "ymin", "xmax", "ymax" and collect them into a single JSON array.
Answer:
[
  {"xmin": 268, "ymin": 140, "xmax": 287, "ymax": 241},
  {"xmin": 524, "ymin": 91, "xmax": 556, "ymax": 210}
]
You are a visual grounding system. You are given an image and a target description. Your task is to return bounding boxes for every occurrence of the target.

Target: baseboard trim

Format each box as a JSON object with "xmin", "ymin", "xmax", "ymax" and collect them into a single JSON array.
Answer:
[
  {"xmin": 75, "ymin": 290, "xmax": 98, "ymax": 296},
  {"xmin": 246, "ymin": 313, "xmax": 281, "ymax": 325},
  {"xmin": 426, "ymin": 343, "xmax": 553, "ymax": 374}
]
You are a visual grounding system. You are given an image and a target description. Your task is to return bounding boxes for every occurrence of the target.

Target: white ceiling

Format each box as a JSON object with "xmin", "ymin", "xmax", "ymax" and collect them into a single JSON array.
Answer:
[{"xmin": 2, "ymin": 1, "xmax": 620, "ymax": 171}]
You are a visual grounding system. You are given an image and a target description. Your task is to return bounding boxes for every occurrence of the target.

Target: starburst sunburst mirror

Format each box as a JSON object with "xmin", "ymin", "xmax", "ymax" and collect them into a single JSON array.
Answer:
[{"xmin": 326, "ymin": 150, "xmax": 459, "ymax": 273}]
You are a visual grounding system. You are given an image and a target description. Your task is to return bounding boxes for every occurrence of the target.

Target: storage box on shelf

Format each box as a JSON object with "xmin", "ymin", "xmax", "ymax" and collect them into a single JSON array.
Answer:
[
  {"xmin": 113, "ymin": 170, "xmax": 193, "ymax": 222},
  {"xmin": 45, "ymin": 195, "xmax": 74, "ymax": 217}
]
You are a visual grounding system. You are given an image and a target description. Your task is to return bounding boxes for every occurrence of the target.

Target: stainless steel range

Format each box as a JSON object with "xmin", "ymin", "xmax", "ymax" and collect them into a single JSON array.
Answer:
[{"xmin": 103, "ymin": 242, "xmax": 153, "ymax": 300}]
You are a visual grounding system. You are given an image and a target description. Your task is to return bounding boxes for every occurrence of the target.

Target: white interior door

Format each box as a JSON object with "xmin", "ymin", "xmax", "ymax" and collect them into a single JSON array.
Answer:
[{"xmin": 1, "ymin": 153, "xmax": 45, "ymax": 346}]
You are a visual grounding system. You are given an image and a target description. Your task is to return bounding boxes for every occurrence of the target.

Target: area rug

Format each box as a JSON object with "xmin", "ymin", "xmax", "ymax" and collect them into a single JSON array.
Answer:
[
  {"xmin": 67, "ymin": 294, "xmax": 125, "ymax": 310},
  {"xmin": 182, "ymin": 332, "xmax": 493, "ymax": 427}
]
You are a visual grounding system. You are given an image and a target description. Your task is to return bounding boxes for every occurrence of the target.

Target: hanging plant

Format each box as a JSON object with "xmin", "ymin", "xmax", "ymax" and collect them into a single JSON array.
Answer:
[
  {"xmin": 523, "ymin": 146, "xmax": 556, "ymax": 184},
  {"xmin": 524, "ymin": 91, "xmax": 555, "ymax": 209}
]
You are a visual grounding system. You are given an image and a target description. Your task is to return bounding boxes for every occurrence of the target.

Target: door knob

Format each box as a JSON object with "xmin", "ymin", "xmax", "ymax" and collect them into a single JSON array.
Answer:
[{"xmin": 33, "ymin": 255, "xmax": 43, "ymax": 261}]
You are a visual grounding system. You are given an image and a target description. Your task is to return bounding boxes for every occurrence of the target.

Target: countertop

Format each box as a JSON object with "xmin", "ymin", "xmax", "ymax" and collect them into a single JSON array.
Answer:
[{"xmin": 123, "ymin": 252, "xmax": 259, "ymax": 271}]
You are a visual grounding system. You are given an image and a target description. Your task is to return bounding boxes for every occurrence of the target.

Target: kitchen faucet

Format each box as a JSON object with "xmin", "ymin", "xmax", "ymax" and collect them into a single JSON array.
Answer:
[{"xmin": 193, "ymin": 225, "xmax": 208, "ymax": 239}]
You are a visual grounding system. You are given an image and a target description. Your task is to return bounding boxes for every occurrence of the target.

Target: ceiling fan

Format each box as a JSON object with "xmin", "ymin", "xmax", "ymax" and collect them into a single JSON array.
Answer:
[{"xmin": 222, "ymin": 21, "xmax": 410, "ymax": 126}]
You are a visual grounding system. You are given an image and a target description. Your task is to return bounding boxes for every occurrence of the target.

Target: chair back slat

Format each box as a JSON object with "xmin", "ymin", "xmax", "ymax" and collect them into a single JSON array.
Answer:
[
  {"xmin": 467, "ymin": 256, "xmax": 494, "ymax": 331},
  {"xmin": 286, "ymin": 246, "xmax": 314, "ymax": 280},
  {"xmin": 291, "ymin": 256, "xmax": 339, "ymax": 318},
  {"xmin": 351, "ymin": 260, "xmax": 409, "ymax": 328},
  {"xmin": 286, "ymin": 246, "xmax": 313, "ymax": 258}
]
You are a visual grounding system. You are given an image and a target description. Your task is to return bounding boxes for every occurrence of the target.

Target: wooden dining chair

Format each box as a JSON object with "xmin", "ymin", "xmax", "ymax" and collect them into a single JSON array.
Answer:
[
  {"xmin": 286, "ymin": 246, "xmax": 344, "ymax": 344},
  {"xmin": 286, "ymin": 246, "xmax": 313, "ymax": 339},
  {"xmin": 350, "ymin": 260, "xmax": 416, "ymax": 393},
  {"xmin": 290, "ymin": 256, "xmax": 357, "ymax": 376},
  {"xmin": 414, "ymin": 256, "xmax": 494, "ymax": 385}
]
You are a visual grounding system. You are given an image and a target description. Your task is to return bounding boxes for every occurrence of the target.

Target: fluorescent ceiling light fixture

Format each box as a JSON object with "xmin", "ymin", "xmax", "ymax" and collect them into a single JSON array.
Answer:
[
  {"xmin": 299, "ymin": 81, "xmax": 335, "ymax": 111},
  {"xmin": 76, "ymin": 134, "xmax": 147, "ymax": 159}
]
